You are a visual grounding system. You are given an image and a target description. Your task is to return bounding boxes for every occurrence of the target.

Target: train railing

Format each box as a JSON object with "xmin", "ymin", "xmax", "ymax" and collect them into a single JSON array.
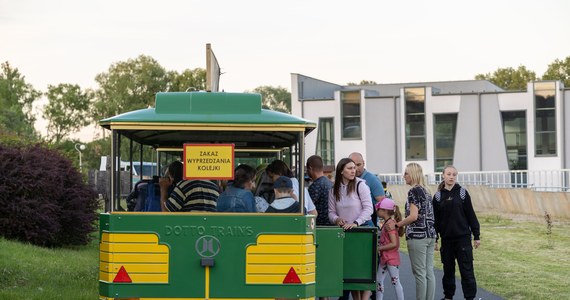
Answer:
[{"xmin": 378, "ymin": 169, "xmax": 570, "ymax": 192}]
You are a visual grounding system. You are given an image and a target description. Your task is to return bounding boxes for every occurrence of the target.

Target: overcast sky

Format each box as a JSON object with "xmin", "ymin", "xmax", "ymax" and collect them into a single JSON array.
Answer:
[{"xmin": 2, "ymin": 0, "xmax": 570, "ymax": 140}]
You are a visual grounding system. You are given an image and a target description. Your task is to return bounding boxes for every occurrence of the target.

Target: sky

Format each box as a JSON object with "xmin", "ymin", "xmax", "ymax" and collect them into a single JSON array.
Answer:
[{"xmin": 2, "ymin": 0, "xmax": 570, "ymax": 141}]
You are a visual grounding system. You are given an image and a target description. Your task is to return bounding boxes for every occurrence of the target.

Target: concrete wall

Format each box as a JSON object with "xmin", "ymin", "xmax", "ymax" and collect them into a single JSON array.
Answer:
[
  {"xmin": 365, "ymin": 97, "xmax": 398, "ymax": 173},
  {"xmin": 386, "ymin": 184, "xmax": 570, "ymax": 220},
  {"xmin": 453, "ymin": 94, "xmax": 481, "ymax": 171},
  {"xmin": 481, "ymin": 93, "xmax": 510, "ymax": 171}
]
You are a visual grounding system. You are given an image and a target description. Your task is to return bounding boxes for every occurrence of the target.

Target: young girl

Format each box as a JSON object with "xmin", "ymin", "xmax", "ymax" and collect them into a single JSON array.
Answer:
[{"xmin": 375, "ymin": 198, "xmax": 404, "ymax": 300}]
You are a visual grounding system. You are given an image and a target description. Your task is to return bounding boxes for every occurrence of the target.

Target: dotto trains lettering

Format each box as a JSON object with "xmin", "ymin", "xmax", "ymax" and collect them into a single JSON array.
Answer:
[{"xmin": 164, "ymin": 225, "xmax": 254, "ymax": 237}]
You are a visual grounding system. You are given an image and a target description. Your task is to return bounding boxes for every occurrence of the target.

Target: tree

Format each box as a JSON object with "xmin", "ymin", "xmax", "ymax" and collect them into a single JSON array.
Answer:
[
  {"xmin": 92, "ymin": 55, "xmax": 169, "ymax": 121},
  {"xmin": 0, "ymin": 61, "xmax": 41, "ymax": 137},
  {"xmin": 167, "ymin": 68, "xmax": 207, "ymax": 92},
  {"xmin": 250, "ymin": 86, "xmax": 291, "ymax": 113},
  {"xmin": 347, "ymin": 80, "xmax": 378, "ymax": 85},
  {"xmin": 542, "ymin": 56, "xmax": 570, "ymax": 87},
  {"xmin": 475, "ymin": 65, "xmax": 537, "ymax": 90},
  {"xmin": 43, "ymin": 84, "xmax": 93, "ymax": 143}
]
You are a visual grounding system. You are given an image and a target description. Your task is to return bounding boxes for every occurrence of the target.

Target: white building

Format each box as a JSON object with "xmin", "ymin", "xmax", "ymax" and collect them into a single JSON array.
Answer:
[{"xmin": 291, "ymin": 73, "xmax": 570, "ymax": 177}]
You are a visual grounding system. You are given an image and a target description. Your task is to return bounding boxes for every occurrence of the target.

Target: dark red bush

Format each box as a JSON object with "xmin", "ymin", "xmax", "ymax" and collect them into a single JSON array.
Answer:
[{"xmin": 0, "ymin": 143, "xmax": 98, "ymax": 247}]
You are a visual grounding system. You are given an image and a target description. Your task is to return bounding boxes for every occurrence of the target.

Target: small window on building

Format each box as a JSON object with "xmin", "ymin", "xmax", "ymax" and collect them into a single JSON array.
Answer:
[
  {"xmin": 534, "ymin": 82, "xmax": 556, "ymax": 156},
  {"xmin": 341, "ymin": 91, "xmax": 361, "ymax": 139},
  {"xmin": 316, "ymin": 118, "xmax": 335, "ymax": 166},
  {"xmin": 434, "ymin": 113, "xmax": 457, "ymax": 172},
  {"xmin": 502, "ymin": 111, "xmax": 527, "ymax": 170},
  {"xmin": 405, "ymin": 87, "xmax": 426, "ymax": 160}
]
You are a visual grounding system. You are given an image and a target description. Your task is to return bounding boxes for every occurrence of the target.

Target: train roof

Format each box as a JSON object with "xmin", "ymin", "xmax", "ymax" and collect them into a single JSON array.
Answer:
[{"xmin": 99, "ymin": 92, "xmax": 316, "ymax": 148}]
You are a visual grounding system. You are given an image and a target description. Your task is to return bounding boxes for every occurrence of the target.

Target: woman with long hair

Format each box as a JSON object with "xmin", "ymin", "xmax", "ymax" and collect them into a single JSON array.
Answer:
[
  {"xmin": 396, "ymin": 162, "xmax": 436, "ymax": 300},
  {"xmin": 328, "ymin": 157, "xmax": 374, "ymax": 300}
]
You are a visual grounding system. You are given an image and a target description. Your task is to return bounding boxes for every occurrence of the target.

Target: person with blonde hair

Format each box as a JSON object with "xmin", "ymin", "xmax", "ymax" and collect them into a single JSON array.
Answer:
[{"xmin": 396, "ymin": 162, "xmax": 436, "ymax": 300}]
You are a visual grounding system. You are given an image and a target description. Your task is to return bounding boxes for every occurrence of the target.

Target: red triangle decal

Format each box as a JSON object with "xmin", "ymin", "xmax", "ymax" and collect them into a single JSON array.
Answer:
[
  {"xmin": 113, "ymin": 266, "xmax": 132, "ymax": 283},
  {"xmin": 283, "ymin": 267, "xmax": 302, "ymax": 284}
]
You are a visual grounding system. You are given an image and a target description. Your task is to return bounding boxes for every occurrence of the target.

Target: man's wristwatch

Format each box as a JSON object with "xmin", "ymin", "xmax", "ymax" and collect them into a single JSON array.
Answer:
[{"xmin": 353, "ymin": 221, "xmax": 358, "ymax": 226}]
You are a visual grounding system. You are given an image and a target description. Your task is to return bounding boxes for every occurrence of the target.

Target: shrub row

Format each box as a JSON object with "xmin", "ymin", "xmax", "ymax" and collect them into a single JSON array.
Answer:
[{"xmin": 0, "ymin": 143, "xmax": 98, "ymax": 247}]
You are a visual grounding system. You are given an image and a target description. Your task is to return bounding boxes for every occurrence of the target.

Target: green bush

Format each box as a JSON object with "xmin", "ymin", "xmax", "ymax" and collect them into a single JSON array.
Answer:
[{"xmin": 0, "ymin": 143, "xmax": 98, "ymax": 247}]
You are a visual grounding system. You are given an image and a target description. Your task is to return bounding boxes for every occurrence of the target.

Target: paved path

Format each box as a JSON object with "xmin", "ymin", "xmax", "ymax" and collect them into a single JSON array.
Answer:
[{"xmin": 332, "ymin": 251, "xmax": 502, "ymax": 300}]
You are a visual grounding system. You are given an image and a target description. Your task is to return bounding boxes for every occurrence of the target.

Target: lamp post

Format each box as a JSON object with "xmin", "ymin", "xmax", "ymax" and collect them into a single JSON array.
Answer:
[{"xmin": 75, "ymin": 143, "xmax": 86, "ymax": 172}]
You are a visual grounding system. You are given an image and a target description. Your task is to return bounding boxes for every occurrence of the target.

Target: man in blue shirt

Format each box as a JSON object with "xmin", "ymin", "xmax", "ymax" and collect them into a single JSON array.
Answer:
[{"xmin": 349, "ymin": 152, "xmax": 385, "ymax": 227}]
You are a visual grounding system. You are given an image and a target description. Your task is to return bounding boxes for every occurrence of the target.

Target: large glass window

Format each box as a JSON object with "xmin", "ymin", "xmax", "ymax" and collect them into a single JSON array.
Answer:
[
  {"xmin": 502, "ymin": 111, "xmax": 527, "ymax": 170},
  {"xmin": 434, "ymin": 113, "xmax": 457, "ymax": 172},
  {"xmin": 341, "ymin": 91, "xmax": 361, "ymax": 139},
  {"xmin": 316, "ymin": 118, "xmax": 335, "ymax": 166},
  {"xmin": 534, "ymin": 82, "xmax": 556, "ymax": 156},
  {"xmin": 405, "ymin": 87, "xmax": 426, "ymax": 160}
]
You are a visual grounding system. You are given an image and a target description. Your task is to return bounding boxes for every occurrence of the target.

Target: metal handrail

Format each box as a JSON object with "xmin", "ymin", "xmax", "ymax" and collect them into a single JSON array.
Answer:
[{"xmin": 377, "ymin": 169, "xmax": 570, "ymax": 192}]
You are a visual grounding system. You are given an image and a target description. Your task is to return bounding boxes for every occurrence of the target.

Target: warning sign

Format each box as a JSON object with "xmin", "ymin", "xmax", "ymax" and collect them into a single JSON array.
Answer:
[{"xmin": 183, "ymin": 144, "xmax": 234, "ymax": 180}]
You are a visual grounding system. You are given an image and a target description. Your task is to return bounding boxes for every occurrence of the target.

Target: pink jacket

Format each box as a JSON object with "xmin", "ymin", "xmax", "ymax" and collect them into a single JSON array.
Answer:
[
  {"xmin": 379, "ymin": 218, "xmax": 401, "ymax": 266},
  {"xmin": 328, "ymin": 178, "xmax": 373, "ymax": 225}
]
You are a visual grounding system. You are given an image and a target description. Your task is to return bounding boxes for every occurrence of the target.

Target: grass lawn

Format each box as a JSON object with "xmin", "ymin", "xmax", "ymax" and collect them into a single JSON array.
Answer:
[
  {"xmin": 1, "ymin": 214, "xmax": 569, "ymax": 299},
  {"xmin": 469, "ymin": 214, "xmax": 570, "ymax": 300},
  {"xmin": 0, "ymin": 236, "xmax": 99, "ymax": 300},
  {"xmin": 400, "ymin": 213, "xmax": 570, "ymax": 300}
]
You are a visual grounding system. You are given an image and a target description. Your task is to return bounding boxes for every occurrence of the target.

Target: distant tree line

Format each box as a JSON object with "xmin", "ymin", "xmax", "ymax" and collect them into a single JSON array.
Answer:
[
  {"xmin": 0, "ymin": 55, "xmax": 291, "ymax": 169},
  {"xmin": 349, "ymin": 56, "xmax": 570, "ymax": 90},
  {"xmin": 2, "ymin": 55, "xmax": 570, "ymax": 169}
]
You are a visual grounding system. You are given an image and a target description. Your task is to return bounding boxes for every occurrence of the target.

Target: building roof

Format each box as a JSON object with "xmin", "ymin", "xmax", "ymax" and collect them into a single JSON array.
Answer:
[
  {"xmin": 355, "ymin": 80, "xmax": 504, "ymax": 97},
  {"xmin": 295, "ymin": 74, "xmax": 504, "ymax": 99}
]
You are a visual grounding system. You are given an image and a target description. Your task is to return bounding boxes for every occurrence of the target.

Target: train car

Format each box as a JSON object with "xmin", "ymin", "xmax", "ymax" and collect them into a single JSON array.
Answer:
[{"xmin": 98, "ymin": 91, "xmax": 377, "ymax": 300}]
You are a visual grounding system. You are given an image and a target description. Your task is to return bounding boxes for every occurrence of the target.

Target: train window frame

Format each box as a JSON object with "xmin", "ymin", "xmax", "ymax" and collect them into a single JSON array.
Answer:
[{"xmin": 109, "ymin": 134, "xmax": 307, "ymax": 215}]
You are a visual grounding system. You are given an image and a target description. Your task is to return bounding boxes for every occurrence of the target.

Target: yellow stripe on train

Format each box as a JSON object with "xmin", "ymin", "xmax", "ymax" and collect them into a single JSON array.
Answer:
[
  {"xmin": 245, "ymin": 234, "xmax": 315, "ymax": 284},
  {"xmin": 99, "ymin": 232, "xmax": 169, "ymax": 284}
]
